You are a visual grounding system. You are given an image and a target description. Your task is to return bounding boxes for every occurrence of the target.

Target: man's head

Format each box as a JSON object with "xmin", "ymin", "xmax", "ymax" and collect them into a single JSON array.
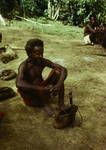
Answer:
[
  {"xmin": 25, "ymin": 39, "xmax": 44, "ymax": 58},
  {"xmin": 89, "ymin": 15, "xmax": 96, "ymax": 25}
]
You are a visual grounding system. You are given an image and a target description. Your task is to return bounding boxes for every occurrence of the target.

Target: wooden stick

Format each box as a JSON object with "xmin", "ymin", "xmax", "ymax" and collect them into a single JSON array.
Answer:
[
  {"xmin": 92, "ymin": 53, "xmax": 106, "ymax": 57},
  {"xmin": 15, "ymin": 15, "xmax": 52, "ymax": 27},
  {"xmin": 15, "ymin": 15, "xmax": 37, "ymax": 25}
]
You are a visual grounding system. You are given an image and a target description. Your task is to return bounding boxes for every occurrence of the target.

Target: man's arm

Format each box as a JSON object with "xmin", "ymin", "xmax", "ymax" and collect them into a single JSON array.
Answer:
[
  {"xmin": 52, "ymin": 63, "xmax": 67, "ymax": 86},
  {"xmin": 50, "ymin": 62, "xmax": 67, "ymax": 95},
  {"xmin": 44, "ymin": 58, "xmax": 67, "ymax": 87},
  {"xmin": 86, "ymin": 24, "xmax": 95, "ymax": 33}
]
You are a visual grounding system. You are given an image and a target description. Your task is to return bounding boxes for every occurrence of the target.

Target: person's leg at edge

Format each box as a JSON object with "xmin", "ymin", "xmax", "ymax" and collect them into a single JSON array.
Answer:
[
  {"xmin": 0, "ymin": 112, "xmax": 5, "ymax": 120},
  {"xmin": 41, "ymin": 69, "xmax": 66, "ymax": 114},
  {"xmin": 58, "ymin": 83, "xmax": 65, "ymax": 111}
]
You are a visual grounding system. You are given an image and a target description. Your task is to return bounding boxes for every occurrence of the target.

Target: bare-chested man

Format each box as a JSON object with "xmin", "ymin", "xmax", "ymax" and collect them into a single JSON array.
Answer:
[
  {"xmin": 84, "ymin": 15, "xmax": 98, "ymax": 45},
  {"xmin": 16, "ymin": 39, "xmax": 67, "ymax": 116}
]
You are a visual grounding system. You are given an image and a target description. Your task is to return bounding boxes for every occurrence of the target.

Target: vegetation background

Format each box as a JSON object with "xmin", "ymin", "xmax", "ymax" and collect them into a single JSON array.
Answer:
[{"xmin": 0, "ymin": 0, "xmax": 106, "ymax": 26}]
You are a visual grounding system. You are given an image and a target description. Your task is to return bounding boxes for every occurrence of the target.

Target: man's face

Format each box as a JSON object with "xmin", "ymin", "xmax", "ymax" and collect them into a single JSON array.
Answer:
[
  {"xmin": 31, "ymin": 46, "xmax": 43, "ymax": 58},
  {"xmin": 90, "ymin": 17, "xmax": 95, "ymax": 24}
]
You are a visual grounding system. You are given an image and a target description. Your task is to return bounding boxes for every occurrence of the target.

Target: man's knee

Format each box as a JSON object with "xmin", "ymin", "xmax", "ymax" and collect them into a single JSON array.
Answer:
[
  {"xmin": 54, "ymin": 69, "xmax": 61, "ymax": 77},
  {"xmin": 53, "ymin": 68, "xmax": 67, "ymax": 81},
  {"xmin": 51, "ymin": 69, "xmax": 61, "ymax": 83}
]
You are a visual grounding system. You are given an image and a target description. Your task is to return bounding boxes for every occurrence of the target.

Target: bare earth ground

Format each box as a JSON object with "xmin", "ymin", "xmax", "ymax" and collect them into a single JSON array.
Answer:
[{"xmin": 0, "ymin": 25, "xmax": 106, "ymax": 150}]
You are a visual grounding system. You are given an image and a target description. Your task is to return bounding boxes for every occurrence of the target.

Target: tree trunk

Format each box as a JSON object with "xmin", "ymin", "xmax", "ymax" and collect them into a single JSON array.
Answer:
[{"xmin": 48, "ymin": 0, "xmax": 60, "ymax": 21}]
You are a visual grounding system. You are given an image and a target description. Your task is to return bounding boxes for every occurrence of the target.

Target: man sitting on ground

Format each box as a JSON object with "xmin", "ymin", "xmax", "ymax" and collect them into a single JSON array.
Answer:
[
  {"xmin": 84, "ymin": 15, "xmax": 98, "ymax": 45},
  {"xmin": 16, "ymin": 39, "xmax": 67, "ymax": 117}
]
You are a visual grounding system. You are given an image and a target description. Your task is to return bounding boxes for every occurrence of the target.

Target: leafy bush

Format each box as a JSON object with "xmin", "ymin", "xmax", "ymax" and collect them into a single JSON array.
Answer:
[
  {"xmin": 0, "ymin": 0, "xmax": 18, "ymax": 18},
  {"xmin": 20, "ymin": 0, "xmax": 48, "ymax": 17},
  {"xmin": 0, "ymin": 0, "xmax": 105, "ymax": 25},
  {"xmin": 59, "ymin": 0, "xmax": 106, "ymax": 26}
]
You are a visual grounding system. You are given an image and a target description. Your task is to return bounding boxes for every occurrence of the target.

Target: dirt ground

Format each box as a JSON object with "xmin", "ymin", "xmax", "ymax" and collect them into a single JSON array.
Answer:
[{"xmin": 0, "ymin": 26, "xmax": 106, "ymax": 150}]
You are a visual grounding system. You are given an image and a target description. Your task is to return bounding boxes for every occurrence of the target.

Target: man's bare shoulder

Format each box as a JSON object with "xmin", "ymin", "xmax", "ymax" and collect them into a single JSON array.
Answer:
[
  {"xmin": 42, "ymin": 57, "xmax": 54, "ymax": 66},
  {"xmin": 18, "ymin": 59, "xmax": 28, "ymax": 69},
  {"xmin": 42, "ymin": 57, "xmax": 53, "ymax": 63}
]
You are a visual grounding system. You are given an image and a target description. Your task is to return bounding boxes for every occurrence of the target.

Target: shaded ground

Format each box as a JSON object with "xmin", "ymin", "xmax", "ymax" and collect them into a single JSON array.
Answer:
[{"xmin": 0, "ymin": 25, "xmax": 106, "ymax": 150}]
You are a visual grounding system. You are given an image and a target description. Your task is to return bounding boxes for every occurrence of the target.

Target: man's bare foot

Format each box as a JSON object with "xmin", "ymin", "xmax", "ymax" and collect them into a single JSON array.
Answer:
[{"xmin": 43, "ymin": 105, "xmax": 56, "ymax": 117}]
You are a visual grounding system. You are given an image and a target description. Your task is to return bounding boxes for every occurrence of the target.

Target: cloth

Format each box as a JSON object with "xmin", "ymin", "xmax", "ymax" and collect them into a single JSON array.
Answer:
[{"xmin": 84, "ymin": 35, "xmax": 91, "ymax": 44}]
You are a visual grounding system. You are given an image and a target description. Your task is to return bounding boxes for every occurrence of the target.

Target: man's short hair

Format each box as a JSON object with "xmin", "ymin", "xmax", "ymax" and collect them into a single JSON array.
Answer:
[
  {"xmin": 89, "ymin": 15, "xmax": 96, "ymax": 20},
  {"xmin": 25, "ymin": 39, "xmax": 44, "ymax": 56}
]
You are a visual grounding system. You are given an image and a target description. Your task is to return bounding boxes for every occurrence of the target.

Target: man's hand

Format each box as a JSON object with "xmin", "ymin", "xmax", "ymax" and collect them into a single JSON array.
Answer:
[
  {"xmin": 49, "ymin": 84, "xmax": 60, "ymax": 96},
  {"xmin": 44, "ymin": 84, "xmax": 61, "ymax": 97}
]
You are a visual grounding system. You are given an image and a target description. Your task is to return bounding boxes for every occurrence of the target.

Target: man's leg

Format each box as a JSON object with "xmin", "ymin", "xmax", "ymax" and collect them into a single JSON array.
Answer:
[
  {"xmin": 90, "ymin": 33, "xmax": 96, "ymax": 44},
  {"xmin": 41, "ymin": 69, "xmax": 66, "ymax": 111},
  {"xmin": 35, "ymin": 69, "xmax": 63, "ymax": 116},
  {"xmin": 18, "ymin": 89, "xmax": 55, "ymax": 116},
  {"xmin": 0, "ymin": 112, "xmax": 5, "ymax": 120},
  {"xmin": 41, "ymin": 69, "xmax": 60, "ymax": 86},
  {"xmin": 0, "ymin": 33, "xmax": 2, "ymax": 43},
  {"xmin": 58, "ymin": 83, "xmax": 65, "ymax": 110}
]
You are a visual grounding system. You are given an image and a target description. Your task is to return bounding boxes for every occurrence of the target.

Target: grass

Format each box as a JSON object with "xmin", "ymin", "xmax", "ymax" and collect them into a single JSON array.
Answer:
[{"xmin": 10, "ymin": 19, "xmax": 83, "ymax": 39}]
